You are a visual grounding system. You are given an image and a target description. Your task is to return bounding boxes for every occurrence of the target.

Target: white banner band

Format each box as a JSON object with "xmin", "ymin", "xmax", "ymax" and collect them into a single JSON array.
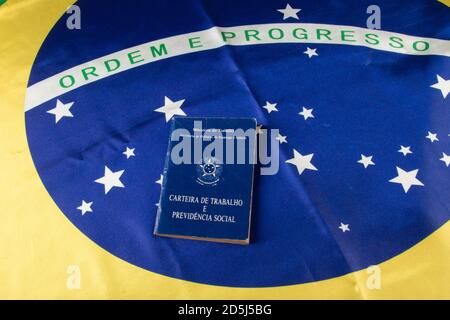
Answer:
[{"xmin": 25, "ymin": 23, "xmax": 450, "ymax": 111}]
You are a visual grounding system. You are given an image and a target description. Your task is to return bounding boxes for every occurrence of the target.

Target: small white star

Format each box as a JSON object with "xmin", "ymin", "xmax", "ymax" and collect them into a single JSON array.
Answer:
[
  {"xmin": 95, "ymin": 166, "xmax": 125, "ymax": 194},
  {"xmin": 155, "ymin": 174, "xmax": 163, "ymax": 186},
  {"xmin": 77, "ymin": 200, "xmax": 93, "ymax": 216},
  {"xmin": 389, "ymin": 167, "xmax": 424, "ymax": 193},
  {"xmin": 430, "ymin": 74, "xmax": 450, "ymax": 98},
  {"xmin": 440, "ymin": 152, "xmax": 450, "ymax": 167},
  {"xmin": 277, "ymin": 3, "xmax": 301, "ymax": 20},
  {"xmin": 47, "ymin": 99, "xmax": 74, "ymax": 123},
  {"xmin": 262, "ymin": 101, "xmax": 278, "ymax": 114},
  {"xmin": 357, "ymin": 154, "xmax": 375, "ymax": 168},
  {"xmin": 303, "ymin": 47, "xmax": 318, "ymax": 58},
  {"xmin": 123, "ymin": 147, "xmax": 135, "ymax": 159},
  {"xmin": 286, "ymin": 149, "xmax": 318, "ymax": 175},
  {"xmin": 276, "ymin": 133, "xmax": 288, "ymax": 144},
  {"xmin": 425, "ymin": 131, "xmax": 439, "ymax": 142},
  {"xmin": 256, "ymin": 125, "xmax": 264, "ymax": 134},
  {"xmin": 398, "ymin": 145, "xmax": 412, "ymax": 156},
  {"xmin": 338, "ymin": 223, "xmax": 350, "ymax": 233},
  {"xmin": 299, "ymin": 107, "xmax": 314, "ymax": 120},
  {"xmin": 154, "ymin": 96, "xmax": 186, "ymax": 122}
]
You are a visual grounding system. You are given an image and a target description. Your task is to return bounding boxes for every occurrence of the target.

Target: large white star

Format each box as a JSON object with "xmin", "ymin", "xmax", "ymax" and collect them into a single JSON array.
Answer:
[
  {"xmin": 154, "ymin": 96, "xmax": 186, "ymax": 122},
  {"xmin": 389, "ymin": 167, "xmax": 424, "ymax": 193},
  {"xmin": 430, "ymin": 74, "xmax": 450, "ymax": 98},
  {"xmin": 155, "ymin": 174, "xmax": 164, "ymax": 186},
  {"xmin": 123, "ymin": 147, "xmax": 135, "ymax": 159},
  {"xmin": 95, "ymin": 166, "xmax": 125, "ymax": 194},
  {"xmin": 286, "ymin": 149, "xmax": 318, "ymax": 175},
  {"xmin": 47, "ymin": 99, "xmax": 74, "ymax": 123},
  {"xmin": 277, "ymin": 3, "xmax": 301, "ymax": 20},
  {"xmin": 276, "ymin": 133, "xmax": 288, "ymax": 144},
  {"xmin": 77, "ymin": 200, "xmax": 93, "ymax": 216},
  {"xmin": 425, "ymin": 131, "xmax": 439, "ymax": 142},
  {"xmin": 299, "ymin": 107, "xmax": 314, "ymax": 120},
  {"xmin": 256, "ymin": 125, "xmax": 264, "ymax": 135},
  {"xmin": 304, "ymin": 47, "xmax": 318, "ymax": 58},
  {"xmin": 357, "ymin": 154, "xmax": 375, "ymax": 168},
  {"xmin": 262, "ymin": 101, "xmax": 278, "ymax": 114},
  {"xmin": 440, "ymin": 152, "xmax": 450, "ymax": 167},
  {"xmin": 398, "ymin": 145, "xmax": 412, "ymax": 157}
]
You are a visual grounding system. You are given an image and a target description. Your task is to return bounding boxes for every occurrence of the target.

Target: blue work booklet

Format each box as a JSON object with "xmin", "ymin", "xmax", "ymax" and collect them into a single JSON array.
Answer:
[{"xmin": 154, "ymin": 117, "xmax": 257, "ymax": 244}]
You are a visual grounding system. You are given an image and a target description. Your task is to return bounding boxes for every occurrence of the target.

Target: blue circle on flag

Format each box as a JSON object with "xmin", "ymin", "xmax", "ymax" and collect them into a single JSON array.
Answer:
[{"xmin": 25, "ymin": 0, "xmax": 450, "ymax": 287}]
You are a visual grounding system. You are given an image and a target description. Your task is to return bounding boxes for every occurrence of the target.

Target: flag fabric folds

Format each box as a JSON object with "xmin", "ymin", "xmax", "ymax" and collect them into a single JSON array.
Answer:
[{"xmin": 0, "ymin": 0, "xmax": 449, "ymax": 299}]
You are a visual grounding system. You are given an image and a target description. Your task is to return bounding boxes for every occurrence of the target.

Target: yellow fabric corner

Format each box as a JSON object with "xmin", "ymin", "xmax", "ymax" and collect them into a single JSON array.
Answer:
[
  {"xmin": 0, "ymin": 0, "xmax": 449, "ymax": 299},
  {"xmin": 439, "ymin": 0, "xmax": 450, "ymax": 8}
]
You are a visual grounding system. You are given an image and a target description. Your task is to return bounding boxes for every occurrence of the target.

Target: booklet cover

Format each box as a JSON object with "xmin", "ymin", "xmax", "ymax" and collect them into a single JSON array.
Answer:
[{"xmin": 154, "ymin": 117, "xmax": 257, "ymax": 244}]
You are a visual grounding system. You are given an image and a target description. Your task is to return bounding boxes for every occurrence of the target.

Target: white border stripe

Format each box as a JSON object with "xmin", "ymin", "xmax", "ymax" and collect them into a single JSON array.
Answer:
[{"xmin": 25, "ymin": 23, "xmax": 450, "ymax": 111}]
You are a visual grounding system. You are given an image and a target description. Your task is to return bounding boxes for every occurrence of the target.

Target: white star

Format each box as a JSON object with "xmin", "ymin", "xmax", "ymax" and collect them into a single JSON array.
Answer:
[
  {"xmin": 262, "ymin": 101, "xmax": 278, "ymax": 114},
  {"xmin": 256, "ymin": 125, "xmax": 264, "ymax": 134},
  {"xmin": 398, "ymin": 145, "xmax": 412, "ymax": 156},
  {"xmin": 425, "ymin": 131, "xmax": 439, "ymax": 142},
  {"xmin": 277, "ymin": 3, "xmax": 301, "ymax": 20},
  {"xmin": 338, "ymin": 223, "xmax": 350, "ymax": 233},
  {"xmin": 304, "ymin": 47, "xmax": 318, "ymax": 58},
  {"xmin": 276, "ymin": 133, "xmax": 288, "ymax": 144},
  {"xmin": 431, "ymin": 74, "xmax": 450, "ymax": 98},
  {"xmin": 95, "ymin": 166, "xmax": 125, "ymax": 194},
  {"xmin": 154, "ymin": 96, "xmax": 186, "ymax": 122},
  {"xmin": 155, "ymin": 174, "xmax": 163, "ymax": 186},
  {"xmin": 123, "ymin": 147, "xmax": 135, "ymax": 159},
  {"xmin": 47, "ymin": 99, "xmax": 74, "ymax": 123},
  {"xmin": 77, "ymin": 200, "xmax": 93, "ymax": 216},
  {"xmin": 357, "ymin": 154, "xmax": 375, "ymax": 168},
  {"xmin": 389, "ymin": 167, "xmax": 424, "ymax": 193},
  {"xmin": 299, "ymin": 107, "xmax": 314, "ymax": 120},
  {"xmin": 440, "ymin": 152, "xmax": 450, "ymax": 167},
  {"xmin": 286, "ymin": 149, "xmax": 318, "ymax": 175}
]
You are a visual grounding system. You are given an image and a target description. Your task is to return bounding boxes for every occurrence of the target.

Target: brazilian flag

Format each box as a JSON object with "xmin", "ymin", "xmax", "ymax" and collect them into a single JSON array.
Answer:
[{"xmin": 0, "ymin": 0, "xmax": 449, "ymax": 299}]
